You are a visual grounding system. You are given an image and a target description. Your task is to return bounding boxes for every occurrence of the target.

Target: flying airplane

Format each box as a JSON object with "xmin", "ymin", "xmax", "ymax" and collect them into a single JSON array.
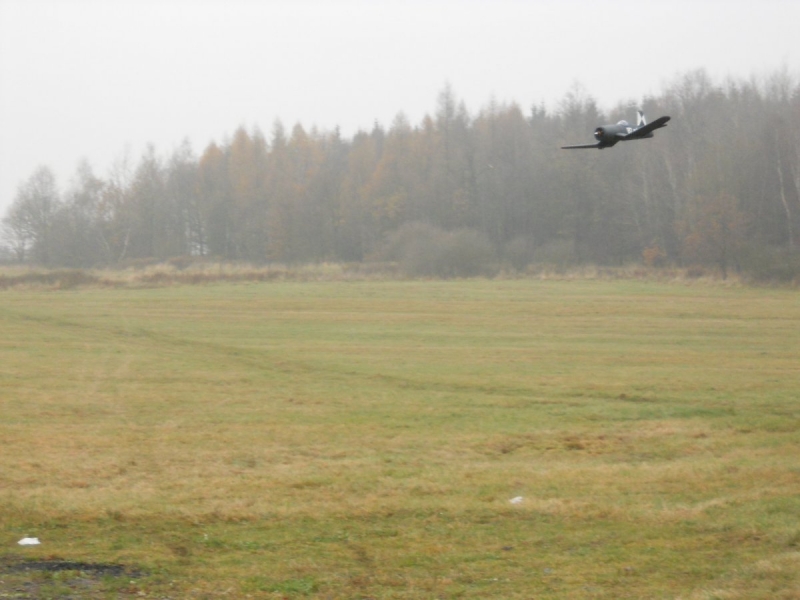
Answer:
[{"xmin": 561, "ymin": 111, "xmax": 671, "ymax": 149}]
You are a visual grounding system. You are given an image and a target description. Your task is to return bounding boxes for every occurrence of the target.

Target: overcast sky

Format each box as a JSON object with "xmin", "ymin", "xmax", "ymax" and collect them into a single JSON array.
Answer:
[{"xmin": 1, "ymin": 0, "xmax": 798, "ymax": 215}]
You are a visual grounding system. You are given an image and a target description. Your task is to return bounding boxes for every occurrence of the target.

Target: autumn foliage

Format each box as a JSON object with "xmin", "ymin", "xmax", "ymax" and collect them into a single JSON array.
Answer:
[{"xmin": 3, "ymin": 71, "xmax": 800, "ymax": 281}]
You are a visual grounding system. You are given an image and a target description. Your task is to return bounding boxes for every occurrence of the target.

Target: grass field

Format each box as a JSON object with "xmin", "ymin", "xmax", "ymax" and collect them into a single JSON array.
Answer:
[{"xmin": 1, "ymin": 279, "xmax": 798, "ymax": 599}]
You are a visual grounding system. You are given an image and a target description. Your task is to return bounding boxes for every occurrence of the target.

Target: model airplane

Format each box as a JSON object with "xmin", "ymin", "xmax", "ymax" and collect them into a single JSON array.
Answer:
[{"xmin": 561, "ymin": 111, "xmax": 670, "ymax": 149}]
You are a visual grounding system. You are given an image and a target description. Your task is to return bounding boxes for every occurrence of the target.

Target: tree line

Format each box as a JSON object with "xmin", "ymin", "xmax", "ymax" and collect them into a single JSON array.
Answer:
[{"xmin": 3, "ymin": 69, "xmax": 800, "ymax": 280}]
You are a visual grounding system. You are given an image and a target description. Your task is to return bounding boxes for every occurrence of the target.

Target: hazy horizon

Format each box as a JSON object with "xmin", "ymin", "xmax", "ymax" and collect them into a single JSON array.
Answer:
[{"xmin": 2, "ymin": 0, "xmax": 799, "ymax": 214}]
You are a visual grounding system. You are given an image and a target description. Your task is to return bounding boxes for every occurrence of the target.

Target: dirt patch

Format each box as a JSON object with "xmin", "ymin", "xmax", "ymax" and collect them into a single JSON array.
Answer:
[
  {"xmin": 3, "ymin": 559, "xmax": 131, "ymax": 576},
  {"xmin": 0, "ymin": 556, "xmax": 142, "ymax": 599}
]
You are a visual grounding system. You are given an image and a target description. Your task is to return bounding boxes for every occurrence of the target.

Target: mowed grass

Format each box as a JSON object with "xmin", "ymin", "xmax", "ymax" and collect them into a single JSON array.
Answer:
[{"xmin": 0, "ymin": 279, "xmax": 798, "ymax": 599}]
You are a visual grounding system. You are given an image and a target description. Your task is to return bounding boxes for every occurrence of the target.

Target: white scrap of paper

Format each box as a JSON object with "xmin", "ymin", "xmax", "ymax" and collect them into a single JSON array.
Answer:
[
  {"xmin": 18, "ymin": 537, "xmax": 41, "ymax": 546},
  {"xmin": 509, "ymin": 496, "xmax": 524, "ymax": 504}
]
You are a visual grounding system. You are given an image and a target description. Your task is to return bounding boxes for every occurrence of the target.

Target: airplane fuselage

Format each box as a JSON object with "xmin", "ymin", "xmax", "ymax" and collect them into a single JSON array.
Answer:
[
  {"xmin": 561, "ymin": 112, "xmax": 670, "ymax": 150},
  {"xmin": 593, "ymin": 121, "xmax": 652, "ymax": 148}
]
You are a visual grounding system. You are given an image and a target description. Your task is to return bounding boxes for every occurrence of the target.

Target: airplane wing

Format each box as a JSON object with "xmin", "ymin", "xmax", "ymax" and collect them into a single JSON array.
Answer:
[
  {"xmin": 622, "ymin": 115, "xmax": 671, "ymax": 140},
  {"xmin": 561, "ymin": 142, "xmax": 601, "ymax": 149}
]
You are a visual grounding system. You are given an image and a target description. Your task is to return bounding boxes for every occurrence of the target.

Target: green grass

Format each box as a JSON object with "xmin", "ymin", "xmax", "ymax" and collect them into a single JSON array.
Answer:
[{"xmin": 1, "ymin": 279, "xmax": 798, "ymax": 598}]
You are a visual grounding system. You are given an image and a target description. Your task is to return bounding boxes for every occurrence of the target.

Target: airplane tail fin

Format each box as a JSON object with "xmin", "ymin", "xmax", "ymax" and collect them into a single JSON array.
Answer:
[{"xmin": 637, "ymin": 110, "xmax": 647, "ymax": 127}]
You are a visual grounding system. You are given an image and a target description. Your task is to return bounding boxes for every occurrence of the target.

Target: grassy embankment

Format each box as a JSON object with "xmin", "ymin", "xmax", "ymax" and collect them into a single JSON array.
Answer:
[{"xmin": 1, "ymin": 279, "xmax": 798, "ymax": 598}]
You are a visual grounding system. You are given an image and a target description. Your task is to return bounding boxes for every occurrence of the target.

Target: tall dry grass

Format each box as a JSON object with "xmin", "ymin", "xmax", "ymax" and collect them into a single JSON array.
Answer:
[{"xmin": 0, "ymin": 259, "xmax": 758, "ymax": 291}]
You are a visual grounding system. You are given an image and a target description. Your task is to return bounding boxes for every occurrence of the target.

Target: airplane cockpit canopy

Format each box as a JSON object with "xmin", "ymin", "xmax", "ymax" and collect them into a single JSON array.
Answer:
[{"xmin": 617, "ymin": 120, "xmax": 630, "ymax": 126}]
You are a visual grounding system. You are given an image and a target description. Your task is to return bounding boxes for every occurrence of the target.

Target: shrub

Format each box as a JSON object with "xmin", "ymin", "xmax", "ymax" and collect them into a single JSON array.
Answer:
[
  {"xmin": 504, "ymin": 236, "xmax": 535, "ymax": 272},
  {"xmin": 532, "ymin": 239, "xmax": 577, "ymax": 270},
  {"xmin": 740, "ymin": 245, "xmax": 800, "ymax": 284},
  {"xmin": 380, "ymin": 222, "xmax": 498, "ymax": 278}
]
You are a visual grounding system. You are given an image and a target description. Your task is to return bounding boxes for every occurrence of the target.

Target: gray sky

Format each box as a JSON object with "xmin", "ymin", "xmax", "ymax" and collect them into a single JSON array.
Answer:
[{"xmin": 1, "ymin": 0, "xmax": 798, "ymax": 215}]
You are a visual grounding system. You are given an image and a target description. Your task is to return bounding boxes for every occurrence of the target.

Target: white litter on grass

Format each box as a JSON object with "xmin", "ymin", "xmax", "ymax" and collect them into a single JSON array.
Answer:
[
  {"xmin": 18, "ymin": 537, "xmax": 41, "ymax": 546},
  {"xmin": 509, "ymin": 496, "xmax": 524, "ymax": 505}
]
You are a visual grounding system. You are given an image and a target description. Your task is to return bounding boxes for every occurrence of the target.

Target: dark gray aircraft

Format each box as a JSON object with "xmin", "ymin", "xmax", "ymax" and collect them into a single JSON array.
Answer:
[{"xmin": 561, "ymin": 111, "xmax": 670, "ymax": 149}]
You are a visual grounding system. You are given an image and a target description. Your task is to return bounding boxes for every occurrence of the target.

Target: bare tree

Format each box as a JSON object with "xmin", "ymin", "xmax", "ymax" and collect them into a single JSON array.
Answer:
[{"xmin": 2, "ymin": 166, "xmax": 60, "ymax": 264}]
